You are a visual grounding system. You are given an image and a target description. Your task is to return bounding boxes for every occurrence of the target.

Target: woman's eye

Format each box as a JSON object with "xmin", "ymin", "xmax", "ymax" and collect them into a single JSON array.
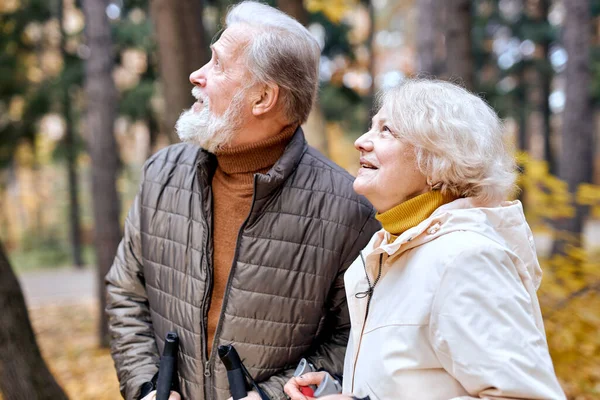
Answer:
[{"xmin": 382, "ymin": 125, "xmax": 391, "ymax": 133}]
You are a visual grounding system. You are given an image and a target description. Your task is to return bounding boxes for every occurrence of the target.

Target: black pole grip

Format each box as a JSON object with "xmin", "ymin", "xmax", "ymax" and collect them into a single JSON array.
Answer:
[
  {"xmin": 156, "ymin": 332, "xmax": 179, "ymax": 400},
  {"xmin": 218, "ymin": 344, "xmax": 248, "ymax": 400}
]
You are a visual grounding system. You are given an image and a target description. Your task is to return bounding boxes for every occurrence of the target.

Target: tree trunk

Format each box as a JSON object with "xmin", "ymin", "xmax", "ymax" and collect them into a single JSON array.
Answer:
[
  {"xmin": 276, "ymin": 0, "xmax": 329, "ymax": 155},
  {"xmin": 553, "ymin": 0, "xmax": 594, "ymax": 253},
  {"xmin": 416, "ymin": 0, "xmax": 445, "ymax": 76},
  {"xmin": 82, "ymin": 0, "xmax": 122, "ymax": 348},
  {"xmin": 59, "ymin": 0, "xmax": 83, "ymax": 268},
  {"xmin": 150, "ymin": 0, "xmax": 208, "ymax": 143},
  {"xmin": 0, "ymin": 241, "xmax": 69, "ymax": 400},
  {"xmin": 147, "ymin": 115, "xmax": 160, "ymax": 159},
  {"xmin": 516, "ymin": 64, "xmax": 528, "ymax": 206},
  {"xmin": 445, "ymin": 0, "xmax": 473, "ymax": 90},
  {"xmin": 516, "ymin": 66, "xmax": 528, "ymax": 152},
  {"xmin": 364, "ymin": 0, "xmax": 376, "ymax": 127},
  {"xmin": 65, "ymin": 96, "xmax": 84, "ymax": 268},
  {"xmin": 538, "ymin": 0, "xmax": 555, "ymax": 175},
  {"xmin": 31, "ymin": 144, "xmax": 43, "ymax": 237},
  {"xmin": 277, "ymin": 0, "xmax": 308, "ymax": 25}
]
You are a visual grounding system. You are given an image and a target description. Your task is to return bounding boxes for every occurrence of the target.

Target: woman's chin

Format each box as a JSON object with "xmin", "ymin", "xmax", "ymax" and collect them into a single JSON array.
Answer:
[{"xmin": 353, "ymin": 179, "xmax": 370, "ymax": 197}]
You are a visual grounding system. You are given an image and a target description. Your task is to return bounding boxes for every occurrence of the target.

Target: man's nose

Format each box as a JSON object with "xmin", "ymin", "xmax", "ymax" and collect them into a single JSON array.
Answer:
[{"xmin": 189, "ymin": 67, "xmax": 207, "ymax": 87}]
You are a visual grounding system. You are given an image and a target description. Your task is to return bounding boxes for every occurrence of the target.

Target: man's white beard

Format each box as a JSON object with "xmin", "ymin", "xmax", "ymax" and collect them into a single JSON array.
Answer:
[{"xmin": 176, "ymin": 86, "xmax": 246, "ymax": 153}]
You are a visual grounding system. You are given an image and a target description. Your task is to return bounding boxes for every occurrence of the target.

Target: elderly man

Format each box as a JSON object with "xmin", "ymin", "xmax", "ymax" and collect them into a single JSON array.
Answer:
[{"xmin": 106, "ymin": 2, "xmax": 379, "ymax": 400}]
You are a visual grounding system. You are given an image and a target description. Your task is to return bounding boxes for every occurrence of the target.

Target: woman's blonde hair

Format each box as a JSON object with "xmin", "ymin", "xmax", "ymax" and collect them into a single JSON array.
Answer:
[{"xmin": 381, "ymin": 79, "xmax": 517, "ymax": 204}]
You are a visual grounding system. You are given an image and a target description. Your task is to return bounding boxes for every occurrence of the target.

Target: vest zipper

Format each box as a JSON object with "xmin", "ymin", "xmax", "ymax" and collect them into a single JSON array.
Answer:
[
  {"xmin": 351, "ymin": 253, "xmax": 383, "ymax": 393},
  {"xmin": 205, "ymin": 175, "xmax": 258, "ymax": 399},
  {"xmin": 201, "ymin": 183, "xmax": 214, "ymax": 393}
]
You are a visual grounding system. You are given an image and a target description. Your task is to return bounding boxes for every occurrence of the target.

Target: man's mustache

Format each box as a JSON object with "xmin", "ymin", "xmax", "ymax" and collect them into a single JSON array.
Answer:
[{"xmin": 192, "ymin": 86, "xmax": 208, "ymax": 104}]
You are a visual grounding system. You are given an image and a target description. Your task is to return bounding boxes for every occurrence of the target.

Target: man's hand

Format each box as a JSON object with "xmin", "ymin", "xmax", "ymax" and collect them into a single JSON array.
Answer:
[
  {"xmin": 227, "ymin": 390, "xmax": 262, "ymax": 400},
  {"xmin": 140, "ymin": 390, "xmax": 181, "ymax": 400},
  {"xmin": 284, "ymin": 371, "xmax": 327, "ymax": 400}
]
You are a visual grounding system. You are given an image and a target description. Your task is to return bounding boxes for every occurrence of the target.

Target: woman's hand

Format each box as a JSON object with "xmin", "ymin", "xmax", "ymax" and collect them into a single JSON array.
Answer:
[
  {"xmin": 227, "ymin": 391, "xmax": 262, "ymax": 400},
  {"xmin": 140, "ymin": 390, "xmax": 181, "ymax": 400},
  {"xmin": 284, "ymin": 371, "xmax": 327, "ymax": 400}
]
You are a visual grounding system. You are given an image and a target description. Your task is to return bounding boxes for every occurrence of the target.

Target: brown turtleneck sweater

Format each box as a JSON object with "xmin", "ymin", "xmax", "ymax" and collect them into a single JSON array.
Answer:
[{"xmin": 207, "ymin": 125, "xmax": 297, "ymax": 353}]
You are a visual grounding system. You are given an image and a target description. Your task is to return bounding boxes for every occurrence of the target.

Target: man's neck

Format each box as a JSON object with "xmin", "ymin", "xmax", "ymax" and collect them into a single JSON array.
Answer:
[
  {"xmin": 224, "ymin": 115, "xmax": 290, "ymax": 149},
  {"xmin": 214, "ymin": 124, "xmax": 298, "ymax": 177}
]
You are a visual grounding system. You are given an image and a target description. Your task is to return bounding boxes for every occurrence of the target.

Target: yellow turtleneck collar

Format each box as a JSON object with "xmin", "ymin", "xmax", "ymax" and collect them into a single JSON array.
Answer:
[{"xmin": 376, "ymin": 190, "xmax": 457, "ymax": 237}]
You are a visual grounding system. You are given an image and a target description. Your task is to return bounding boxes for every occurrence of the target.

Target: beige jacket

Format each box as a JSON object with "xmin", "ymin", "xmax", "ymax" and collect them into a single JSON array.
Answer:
[{"xmin": 343, "ymin": 199, "xmax": 565, "ymax": 399}]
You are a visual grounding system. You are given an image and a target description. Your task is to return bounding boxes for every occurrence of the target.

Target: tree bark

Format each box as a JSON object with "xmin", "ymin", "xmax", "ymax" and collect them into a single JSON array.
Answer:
[
  {"xmin": 0, "ymin": 241, "xmax": 69, "ymax": 400},
  {"xmin": 516, "ymin": 65, "xmax": 528, "ymax": 152},
  {"xmin": 538, "ymin": 0, "xmax": 555, "ymax": 174},
  {"xmin": 150, "ymin": 0, "xmax": 208, "ymax": 143},
  {"xmin": 445, "ymin": 0, "xmax": 473, "ymax": 90},
  {"xmin": 276, "ymin": 0, "xmax": 329, "ymax": 155},
  {"xmin": 59, "ymin": 0, "xmax": 83, "ymax": 268},
  {"xmin": 364, "ymin": 0, "xmax": 376, "ymax": 127},
  {"xmin": 553, "ymin": 0, "xmax": 594, "ymax": 253},
  {"xmin": 416, "ymin": 0, "xmax": 445, "ymax": 76},
  {"xmin": 65, "ymin": 93, "xmax": 84, "ymax": 268},
  {"xmin": 82, "ymin": 0, "xmax": 122, "ymax": 347},
  {"xmin": 277, "ymin": 0, "xmax": 308, "ymax": 25},
  {"xmin": 516, "ymin": 64, "xmax": 528, "ymax": 206}
]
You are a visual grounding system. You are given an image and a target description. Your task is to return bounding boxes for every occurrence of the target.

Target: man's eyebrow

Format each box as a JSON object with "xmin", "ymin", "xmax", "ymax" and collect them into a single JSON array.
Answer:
[
  {"xmin": 210, "ymin": 45, "xmax": 225, "ymax": 63},
  {"xmin": 210, "ymin": 27, "xmax": 224, "ymax": 45}
]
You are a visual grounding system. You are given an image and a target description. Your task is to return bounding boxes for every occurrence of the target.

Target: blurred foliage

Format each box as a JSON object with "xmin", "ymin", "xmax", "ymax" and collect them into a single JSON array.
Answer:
[
  {"xmin": 9, "ymin": 240, "xmax": 95, "ymax": 272},
  {"xmin": 1, "ymin": 0, "xmax": 600, "ymax": 398},
  {"xmin": 473, "ymin": 0, "xmax": 600, "ymax": 118},
  {"xmin": 471, "ymin": 1, "xmax": 556, "ymax": 118},
  {"xmin": 307, "ymin": 0, "xmax": 356, "ymax": 24},
  {"xmin": 517, "ymin": 152, "xmax": 600, "ymax": 398},
  {"xmin": 0, "ymin": 0, "xmax": 53, "ymax": 168},
  {"xmin": 541, "ymin": 247, "xmax": 600, "ymax": 399}
]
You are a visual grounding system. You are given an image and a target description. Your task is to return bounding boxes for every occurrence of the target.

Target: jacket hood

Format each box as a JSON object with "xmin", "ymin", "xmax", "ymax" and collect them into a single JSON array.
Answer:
[{"xmin": 373, "ymin": 198, "xmax": 543, "ymax": 290}]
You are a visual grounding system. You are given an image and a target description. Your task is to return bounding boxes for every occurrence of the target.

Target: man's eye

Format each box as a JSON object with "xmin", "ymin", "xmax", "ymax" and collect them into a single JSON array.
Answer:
[{"xmin": 382, "ymin": 125, "xmax": 391, "ymax": 132}]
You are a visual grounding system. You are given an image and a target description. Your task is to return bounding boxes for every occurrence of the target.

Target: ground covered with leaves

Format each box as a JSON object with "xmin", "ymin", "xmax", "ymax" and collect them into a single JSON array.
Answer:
[
  {"xmin": 26, "ymin": 301, "xmax": 120, "ymax": 400},
  {"xmin": 1, "ymin": 289, "xmax": 598, "ymax": 399}
]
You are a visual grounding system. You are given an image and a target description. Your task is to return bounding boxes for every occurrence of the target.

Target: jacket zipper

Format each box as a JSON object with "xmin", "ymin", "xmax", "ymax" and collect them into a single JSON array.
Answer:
[
  {"xmin": 351, "ymin": 253, "xmax": 383, "ymax": 393},
  {"xmin": 204, "ymin": 175, "xmax": 258, "ymax": 400},
  {"xmin": 201, "ymin": 182, "xmax": 214, "ymax": 394}
]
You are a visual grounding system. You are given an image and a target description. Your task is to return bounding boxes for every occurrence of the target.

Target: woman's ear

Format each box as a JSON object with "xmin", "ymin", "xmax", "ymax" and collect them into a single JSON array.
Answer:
[{"xmin": 252, "ymin": 83, "xmax": 280, "ymax": 117}]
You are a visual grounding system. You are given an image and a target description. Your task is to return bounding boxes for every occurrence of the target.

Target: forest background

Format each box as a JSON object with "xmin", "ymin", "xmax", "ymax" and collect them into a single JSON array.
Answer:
[{"xmin": 0, "ymin": 0, "xmax": 599, "ymax": 399}]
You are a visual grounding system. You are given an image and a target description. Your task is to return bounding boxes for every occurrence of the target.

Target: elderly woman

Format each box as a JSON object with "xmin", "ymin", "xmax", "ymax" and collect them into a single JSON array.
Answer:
[{"xmin": 285, "ymin": 79, "xmax": 565, "ymax": 400}]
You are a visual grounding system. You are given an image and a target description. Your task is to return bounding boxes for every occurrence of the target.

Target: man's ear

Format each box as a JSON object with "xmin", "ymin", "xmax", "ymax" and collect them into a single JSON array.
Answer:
[{"xmin": 252, "ymin": 83, "xmax": 280, "ymax": 117}]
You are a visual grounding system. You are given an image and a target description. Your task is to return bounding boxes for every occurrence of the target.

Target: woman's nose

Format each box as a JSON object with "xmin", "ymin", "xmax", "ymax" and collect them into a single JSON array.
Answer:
[{"xmin": 355, "ymin": 131, "xmax": 374, "ymax": 152}]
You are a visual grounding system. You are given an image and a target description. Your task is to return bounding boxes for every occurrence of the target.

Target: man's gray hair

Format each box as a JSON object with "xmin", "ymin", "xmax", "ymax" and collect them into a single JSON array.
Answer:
[
  {"xmin": 381, "ymin": 79, "xmax": 517, "ymax": 204},
  {"xmin": 226, "ymin": 1, "xmax": 321, "ymax": 125}
]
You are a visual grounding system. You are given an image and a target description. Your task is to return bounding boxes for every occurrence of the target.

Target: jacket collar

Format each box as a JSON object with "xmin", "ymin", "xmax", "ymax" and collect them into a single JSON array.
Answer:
[
  {"xmin": 193, "ymin": 126, "xmax": 307, "ymax": 192},
  {"xmin": 368, "ymin": 198, "xmax": 524, "ymax": 258},
  {"xmin": 254, "ymin": 126, "xmax": 307, "ymax": 200},
  {"xmin": 193, "ymin": 127, "xmax": 308, "ymax": 225}
]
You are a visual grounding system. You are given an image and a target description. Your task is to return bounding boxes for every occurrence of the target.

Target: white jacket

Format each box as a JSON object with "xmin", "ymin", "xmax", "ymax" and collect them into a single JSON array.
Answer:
[{"xmin": 342, "ymin": 199, "xmax": 565, "ymax": 400}]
